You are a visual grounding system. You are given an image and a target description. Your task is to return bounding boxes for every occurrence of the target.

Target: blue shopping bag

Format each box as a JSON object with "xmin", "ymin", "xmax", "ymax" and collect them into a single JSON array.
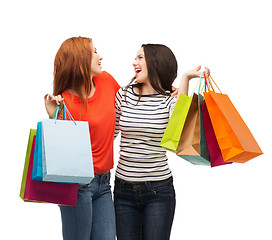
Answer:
[
  {"xmin": 32, "ymin": 122, "xmax": 43, "ymax": 180},
  {"xmin": 42, "ymin": 104, "xmax": 94, "ymax": 184}
]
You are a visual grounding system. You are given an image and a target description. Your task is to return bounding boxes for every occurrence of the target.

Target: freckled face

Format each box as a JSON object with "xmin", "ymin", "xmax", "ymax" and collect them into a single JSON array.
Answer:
[
  {"xmin": 132, "ymin": 47, "xmax": 149, "ymax": 84},
  {"xmin": 90, "ymin": 46, "xmax": 103, "ymax": 76}
]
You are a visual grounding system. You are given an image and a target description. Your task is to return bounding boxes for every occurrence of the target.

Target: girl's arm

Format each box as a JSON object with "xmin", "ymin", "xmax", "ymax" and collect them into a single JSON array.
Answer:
[
  {"xmin": 114, "ymin": 89, "xmax": 122, "ymax": 140},
  {"xmin": 178, "ymin": 66, "xmax": 210, "ymax": 96}
]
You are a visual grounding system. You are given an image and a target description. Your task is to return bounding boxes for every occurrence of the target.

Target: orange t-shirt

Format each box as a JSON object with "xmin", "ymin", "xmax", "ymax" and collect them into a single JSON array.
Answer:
[{"xmin": 61, "ymin": 71, "xmax": 120, "ymax": 173}]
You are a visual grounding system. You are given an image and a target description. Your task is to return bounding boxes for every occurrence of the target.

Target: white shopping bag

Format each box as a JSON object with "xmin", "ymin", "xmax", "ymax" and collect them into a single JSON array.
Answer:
[{"xmin": 42, "ymin": 104, "xmax": 94, "ymax": 184}]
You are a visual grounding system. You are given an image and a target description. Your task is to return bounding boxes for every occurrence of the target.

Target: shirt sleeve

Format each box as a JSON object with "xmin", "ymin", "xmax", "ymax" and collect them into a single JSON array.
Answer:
[
  {"xmin": 114, "ymin": 87, "xmax": 123, "ymax": 139},
  {"xmin": 102, "ymin": 71, "xmax": 121, "ymax": 94},
  {"xmin": 113, "ymin": 78, "xmax": 121, "ymax": 94},
  {"xmin": 169, "ymin": 97, "xmax": 177, "ymax": 118}
]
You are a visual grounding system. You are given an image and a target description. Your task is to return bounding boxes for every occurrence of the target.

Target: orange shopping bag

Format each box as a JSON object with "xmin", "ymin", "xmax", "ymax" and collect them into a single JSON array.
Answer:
[{"xmin": 203, "ymin": 74, "xmax": 263, "ymax": 163}]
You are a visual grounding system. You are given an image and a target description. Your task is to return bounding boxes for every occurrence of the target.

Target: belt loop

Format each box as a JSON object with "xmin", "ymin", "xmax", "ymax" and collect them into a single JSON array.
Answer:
[
  {"xmin": 105, "ymin": 172, "xmax": 109, "ymax": 183},
  {"xmin": 115, "ymin": 177, "xmax": 123, "ymax": 189},
  {"xmin": 120, "ymin": 178, "xmax": 125, "ymax": 188},
  {"xmin": 102, "ymin": 173, "xmax": 109, "ymax": 183},
  {"xmin": 145, "ymin": 181, "xmax": 152, "ymax": 191}
]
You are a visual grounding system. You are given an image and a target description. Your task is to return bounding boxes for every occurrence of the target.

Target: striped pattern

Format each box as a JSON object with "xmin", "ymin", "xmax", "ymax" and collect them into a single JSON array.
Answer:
[{"xmin": 114, "ymin": 85, "xmax": 176, "ymax": 182}]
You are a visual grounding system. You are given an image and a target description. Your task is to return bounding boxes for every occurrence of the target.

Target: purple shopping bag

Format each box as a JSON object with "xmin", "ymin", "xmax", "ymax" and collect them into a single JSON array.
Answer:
[
  {"xmin": 201, "ymin": 102, "xmax": 232, "ymax": 167},
  {"xmin": 21, "ymin": 129, "xmax": 78, "ymax": 206}
]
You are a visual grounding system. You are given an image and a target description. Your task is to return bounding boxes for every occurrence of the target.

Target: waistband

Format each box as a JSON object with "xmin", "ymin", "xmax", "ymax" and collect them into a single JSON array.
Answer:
[
  {"xmin": 96, "ymin": 170, "xmax": 110, "ymax": 175},
  {"xmin": 114, "ymin": 176, "xmax": 173, "ymax": 191},
  {"xmin": 79, "ymin": 172, "xmax": 111, "ymax": 188},
  {"xmin": 93, "ymin": 172, "xmax": 111, "ymax": 183}
]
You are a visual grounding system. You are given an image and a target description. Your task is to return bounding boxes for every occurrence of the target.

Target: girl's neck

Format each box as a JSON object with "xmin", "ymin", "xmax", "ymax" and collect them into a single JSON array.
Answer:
[{"xmin": 136, "ymin": 82, "xmax": 158, "ymax": 95}]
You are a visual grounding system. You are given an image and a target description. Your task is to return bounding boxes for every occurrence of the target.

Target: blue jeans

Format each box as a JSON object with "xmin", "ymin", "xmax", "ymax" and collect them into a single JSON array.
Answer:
[
  {"xmin": 114, "ymin": 177, "xmax": 176, "ymax": 240},
  {"xmin": 59, "ymin": 173, "xmax": 116, "ymax": 240}
]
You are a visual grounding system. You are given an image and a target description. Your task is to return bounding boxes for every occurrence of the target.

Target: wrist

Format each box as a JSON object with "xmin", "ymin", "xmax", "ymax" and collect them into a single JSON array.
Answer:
[{"xmin": 181, "ymin": 73, "xmax": 190, "ymax": 82}]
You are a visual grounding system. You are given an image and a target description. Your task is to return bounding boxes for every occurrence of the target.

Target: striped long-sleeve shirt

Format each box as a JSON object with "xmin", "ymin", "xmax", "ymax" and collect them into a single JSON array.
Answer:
[{"xmin": 114, "ymin": 85, "xmax": 176, "ymax": 182}]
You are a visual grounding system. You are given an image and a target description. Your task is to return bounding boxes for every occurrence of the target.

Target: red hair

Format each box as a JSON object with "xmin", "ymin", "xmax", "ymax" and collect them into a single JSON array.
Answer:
[{"xmin": 53, "ymin": 37, "xmax": 93, "ymax": 107}]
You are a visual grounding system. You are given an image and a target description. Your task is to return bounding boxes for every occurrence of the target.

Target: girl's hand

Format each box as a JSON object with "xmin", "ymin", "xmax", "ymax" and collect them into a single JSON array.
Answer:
[
  {"xmin": 179, "ymin": 66, "xmax": 210, "ymax": 96},
  {"xmin": 183, "ymin": 66, "xmax": 210, "ymax": 80},
  {"xmin": 44, "ymin": 94, "xmax": 64, "ymax": 118},
  {"xmin": 183, "ymin": 65, "xmax": 202, "ymax": 80},
  {"xmin": 171, "ymin": 86, "xmax": 179, "ymax": 98}
]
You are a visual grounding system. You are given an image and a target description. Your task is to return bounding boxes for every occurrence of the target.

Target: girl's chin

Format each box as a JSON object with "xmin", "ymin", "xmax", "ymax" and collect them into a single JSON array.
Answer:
[
  {"xmin": 135, "ymin": 78, "xmax": 145, "ymax": 84},
  {"xmin": 92, "ymin": 69, "xmax": 102, "ymax": 77}
]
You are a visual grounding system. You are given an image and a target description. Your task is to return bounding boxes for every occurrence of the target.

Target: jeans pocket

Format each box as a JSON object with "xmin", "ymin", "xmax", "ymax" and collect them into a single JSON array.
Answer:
[
  {"xmin": 114, "ymin": 186, "xmax": 132, "ymax": 201},
  {"xmin": 153, "ymin": 182, "xmax": 175, "ymax": 198},
  {"xmin": 78, "ymin": 183, "xmax": 89, "ymax": 190}
]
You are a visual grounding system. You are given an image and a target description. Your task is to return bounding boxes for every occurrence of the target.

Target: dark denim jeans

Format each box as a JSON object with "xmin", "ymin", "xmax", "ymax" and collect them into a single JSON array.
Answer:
[
  {"xmin": 59, "ymin": 173, "xmax": 116, "ymax": 240},
  {"xmin": 114, "ymin": 177, "xmax": 176, "ymax": 240}
]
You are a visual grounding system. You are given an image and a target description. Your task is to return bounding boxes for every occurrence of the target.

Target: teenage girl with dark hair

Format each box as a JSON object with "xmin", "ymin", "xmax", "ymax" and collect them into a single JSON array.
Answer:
[{"xmin": 114, "ymin": 44, "xmax": 209, "ymax": 240}]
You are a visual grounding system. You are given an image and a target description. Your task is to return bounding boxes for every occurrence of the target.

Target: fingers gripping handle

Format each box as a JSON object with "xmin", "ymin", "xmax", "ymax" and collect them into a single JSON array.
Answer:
[{"xmin": 53, "ymin": 104, "xmax": 77, "ymax": 125}]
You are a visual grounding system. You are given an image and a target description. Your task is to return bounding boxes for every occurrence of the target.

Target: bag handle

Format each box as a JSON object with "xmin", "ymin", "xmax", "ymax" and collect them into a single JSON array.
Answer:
[
  {"xmin": 63, "ymin": 104, "xmax": 77, "ymax": 124},
  {"xmin": 190, "ymin": 72, "xmax": 205, "ymax": 96},
  {"xmin": 52, "ymin": 105, "xmax": 64, "ymax": 119},
  {"xmin": 203, "ymin": 71, "xmax": 214, "ymax": 91},
  {"xmin": 204, "ymin": 72, "xmax": 222, "ymax": 93},
  {"xmin": 189, "ymin": 71, "xmax": 218, "ymax": 96},
  {"xmin": 53, "ymin": 103, "xmax": 77, "ymax": 125}
]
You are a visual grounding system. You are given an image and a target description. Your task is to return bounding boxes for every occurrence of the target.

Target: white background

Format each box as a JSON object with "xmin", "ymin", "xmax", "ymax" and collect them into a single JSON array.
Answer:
[{"xmin": 1, "ymin": 0, "xmax": 271, "ymax": 239}]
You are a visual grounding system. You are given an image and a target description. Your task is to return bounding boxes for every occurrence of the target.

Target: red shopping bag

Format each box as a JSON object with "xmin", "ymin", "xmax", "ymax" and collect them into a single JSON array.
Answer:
[{"xmin": 201, "ymin": 102, "xmax": 231, "ymax": 167}]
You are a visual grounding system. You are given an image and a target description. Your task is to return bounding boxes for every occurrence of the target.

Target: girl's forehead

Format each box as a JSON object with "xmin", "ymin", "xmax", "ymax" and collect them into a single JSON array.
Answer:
[{"xmin": 136, "ymin": 47, "xmax": 144, "ymax": 56}]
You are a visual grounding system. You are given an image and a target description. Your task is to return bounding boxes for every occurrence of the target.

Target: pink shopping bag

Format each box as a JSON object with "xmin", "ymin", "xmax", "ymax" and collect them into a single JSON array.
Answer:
[
  {"xmin": 20, "ymin": 129, "xmax": 78, "ymax": 206},
  {"xmin": 201, "ymin": 102, "xmax": 231, "ymax": 167}
]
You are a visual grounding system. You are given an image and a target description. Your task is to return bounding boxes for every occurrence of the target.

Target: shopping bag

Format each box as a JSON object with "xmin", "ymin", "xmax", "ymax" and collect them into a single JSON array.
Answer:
[
  {"xmin": 32, "ymin": 122, "xmax": 43, "ymax": 180},
  {"xmin": 201, "ymin": 102, "xmax": 231, "ymax": 167},
  {"xmin": 42, "ymin": 104, "xmax": 94, "ymax": 184},
  {"xmin": 203, "ymin": 75, "xmax": 263, "ymax": 163},
  {"xmin": 176, "ymin": 93, "xmax": 210, "ymax": 166},
  {"xmin": 20, "ymin": 129, "xmax": 78, "ymax": 206},
  {"xmin": 160, "ymin": 93, "xmax": 193, "ymax": 152},
  {"xmin": 20, "ymin": 129, "xmax": 37, "ymax": 201},
  {"xmin": 32, "ymin": 106, "xmax": 65, "ymax": 181}
]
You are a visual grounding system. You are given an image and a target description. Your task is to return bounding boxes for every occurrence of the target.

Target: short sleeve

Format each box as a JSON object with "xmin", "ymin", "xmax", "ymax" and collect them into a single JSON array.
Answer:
[
  {"xmin": 169, "ymin": 97, "xmax": 177, "ymax": 118},
  {"xmin": 101, "ymin": 71, "xmax": 121, "ymax": 94},
  {"xmin": 114, "ymin": 88, "xmax": 123, "ymax": 139}
]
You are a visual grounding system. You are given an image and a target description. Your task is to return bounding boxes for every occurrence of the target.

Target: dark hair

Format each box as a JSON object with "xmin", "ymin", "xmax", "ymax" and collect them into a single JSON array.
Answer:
[{"xmin": 125, "ymin": 44, "xmax": 178, "ymax": 104}]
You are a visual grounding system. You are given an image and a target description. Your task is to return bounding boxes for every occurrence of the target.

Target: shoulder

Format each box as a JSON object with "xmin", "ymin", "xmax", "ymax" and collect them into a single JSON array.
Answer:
[
  {"xmin": 167, "ymin": 96, "xmax": 177, "ymax": 110},
  {"xmin": 93, "ymin": 71, "xmax": 112, "ymax": 80},
  {"xmin": 93, "ymin": 71, "xmax": 117, "ymax": 84},
  {"xmin": 167, "ymin": 95, "xmax": 176, "ymax": 105},
  {"xmin": 94, "ymin": 71, "xmax": 120, "ymax": 92},
  {"xmin": 116, "ymin": 86, "xmax": 127, "ymax": 99},
  {"xmin": 61, "ymin": 90, "xmax": 79, "ymax": 102},
  {"xmin": 117, "ymin": 85, "xmax": 133, "ymax": 95},
  {"xmin": 167, "ymin": 95, "xmax": 176, "ymax": 104},
  {"xmin": 160, "ymin": 95, "xmax": 176, "ymax": 108},
  {"xmin": 115, "ymin": 85, "xmax": 136, "ymax": 105}
]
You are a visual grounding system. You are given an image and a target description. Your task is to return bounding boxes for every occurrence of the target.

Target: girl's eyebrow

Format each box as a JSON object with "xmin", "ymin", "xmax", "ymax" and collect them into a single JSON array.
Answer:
[{"xmin": 135, "ymin": 53, "xmax": 144, "ymax": 59}]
